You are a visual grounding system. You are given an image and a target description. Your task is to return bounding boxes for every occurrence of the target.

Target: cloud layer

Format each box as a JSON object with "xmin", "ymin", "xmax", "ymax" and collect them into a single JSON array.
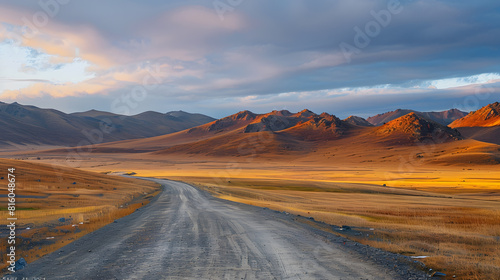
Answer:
[{"xmin": 0, "ymin": 0, "xmax": 499, "ymax": 117}]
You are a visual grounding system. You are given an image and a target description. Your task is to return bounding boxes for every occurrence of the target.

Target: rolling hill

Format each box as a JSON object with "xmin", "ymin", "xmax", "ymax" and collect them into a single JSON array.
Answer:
[
  {"xmin": 449, "ymin": 102, "xmax": 500, "ymax": 128},
  {"xmin": 367, "ymin": 109, "xmax": 467, "ymax": 126},
  {"xmin": 85, "ymin": 110, "xmax": 467, "ymax": 158},
  {"xmin": 6, "ymin": 105, "xmax": 497, "ymax": 168},
  {"xmin": 448, "ymin": 102, "xmax": 500, "ymax": 145},
  {"xmin": 7, "ymin": 104, "xmax": 500, "ymax": 164},
  {"xmin": 0, "ymin": 102, "xmax": 214, "ymax": 149},
  {"xmin": 82, "ymin": 109, "xmax": 359, "ymax": 155},
  {"xmin": 343, "ymin": 116, "xmax": 373, "ymax": 126},
  {"xmin": 374, "ymin": 112, "xmax": 462, "ymax": 144},
  {"xmin": 152, "ymin": 110, "xmax": 364, "ymax": 156}
]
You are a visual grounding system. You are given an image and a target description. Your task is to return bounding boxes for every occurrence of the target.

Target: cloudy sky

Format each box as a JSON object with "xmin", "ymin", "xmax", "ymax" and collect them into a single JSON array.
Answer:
[{"xmin": 0, "ymin": 0, "xmax": 499, "ymax": 118}]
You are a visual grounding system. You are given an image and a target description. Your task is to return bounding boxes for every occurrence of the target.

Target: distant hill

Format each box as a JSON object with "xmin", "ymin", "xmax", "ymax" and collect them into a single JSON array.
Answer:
[
  {"xmin": 86, "ymin": 109, "xmax": 468, "ymax": 158},
  {"xmin": 0, "ymin": 102, "xmax": 215, "ymax": 148},
  {"xmin": 367, "ymin": 109, "xmax": 467, "ymax": 126},
  {"xmin": 188, "ymin": 109, "xmax": 357, "ymax": 139},
  {"xmin": 281, "ymin": 111, "xmax": 355, "ymax": 141},
  {"xmin": 31, "ymin": 107, "xmax": 499, "ymax": 167},
  {"xmin": 343, "ymin": 116, "xmax": 373, "ymax": 127},
  {"xmin": 154, "ymin": 109, "xmax": 359, "ymax": 155},
  {"xmin": 8, "ymin": 103, "xmax": 496, "ymax": 157},
  {"xmin": 71, "ymin": 109, "xmax": 120, "ymax": 118},
  {"xmin": 87, "ymin": 109, "xmax": 360, "ymax": 156},
  {"xmin": 449, "ymin": 102, "xmax": 500, "ymax": 128},
  {"xmin": 374, "ymin": 112, "xmax": 462, "ymax": 143}
]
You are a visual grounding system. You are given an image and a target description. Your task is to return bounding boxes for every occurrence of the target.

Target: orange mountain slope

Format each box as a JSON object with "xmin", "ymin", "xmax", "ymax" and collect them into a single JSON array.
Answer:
[
  {"xmin": 64, "ymin": 110, "xmax": 471, "ymax": 158},
  {"xmin": 46, "ymin": 109, "xmax": 357, "ymax": 156},
  {"xmin": 374, "ymin": 112, "xmax": 462, "ymax": 144},
  {"xmin": 150, "ymin": 110, "xmax": 357, "ymax": 155},
  {"xmin": 15, "ymin": 108, "xmax": 500, "ymax": 167},
  {"xmin": 367, "ymin": 109, "xmax": 467, "ymax": 126},
  {"xmin": 450, "ymin": 102, "xmax": 500, "ymax": 128}
]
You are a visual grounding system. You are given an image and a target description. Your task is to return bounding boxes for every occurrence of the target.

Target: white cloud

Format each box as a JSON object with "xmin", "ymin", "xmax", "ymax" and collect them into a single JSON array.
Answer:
[
  {"xmin": 428, "ymin": 73, "xmax": 500, "ymax": 89},
  {"xmin": 0, "ymin": 41, "xmax": 95, "ymax": 93}
]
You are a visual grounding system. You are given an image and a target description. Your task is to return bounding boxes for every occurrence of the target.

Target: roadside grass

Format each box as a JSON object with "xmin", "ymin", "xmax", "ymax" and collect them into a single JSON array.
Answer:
[
  {"xmin": 7, "ymin": 201, "xmax": 148, "ymax": 268},
  {"xmin": 0, "ymin": 159, "xmax": 160, "ymax": 273},
  {"xmin": 182, "ymin": 177, "xmax": 500, "ymax": 280}
]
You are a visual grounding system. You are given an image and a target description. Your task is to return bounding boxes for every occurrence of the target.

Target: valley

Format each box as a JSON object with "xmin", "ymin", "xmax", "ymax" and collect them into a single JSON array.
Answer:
[{"xmin": 1, "ymin": 102, "xmax": 500, "ymax": 279}]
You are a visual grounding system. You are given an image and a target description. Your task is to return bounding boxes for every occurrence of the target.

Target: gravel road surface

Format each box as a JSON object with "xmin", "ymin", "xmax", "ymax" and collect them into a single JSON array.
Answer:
[{"xmin": 11, "ymin": 178, "xmax": 428, "ymax": 279}]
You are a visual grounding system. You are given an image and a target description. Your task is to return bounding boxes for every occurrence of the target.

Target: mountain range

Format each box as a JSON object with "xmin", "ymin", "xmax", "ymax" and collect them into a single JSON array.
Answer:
[
  {"xmin": 85, "ymin": 107, "xmax": 473, "ymax": 157},
  {"xmin": 0, "ymin": 102, "xmax": 215, "ymax": 148},
  {"xmin": 366, "ymin": 109, "xmax": 467, "ymax": 126},
  {"xmin": 449, "ymin": 102, "xmax": 500, "ymax": 128},
  {"xmin": 449, "ymin": 102, "xmax": 500, "ymax": 146},
  {"xmin": 1, "ymin": 102, "xmax": 499, "ymax": 151}
]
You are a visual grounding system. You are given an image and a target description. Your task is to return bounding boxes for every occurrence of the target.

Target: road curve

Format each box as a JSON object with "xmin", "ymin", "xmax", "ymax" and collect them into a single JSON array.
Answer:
[{"xmin": 12, "ymin": 179, "xmax": 427, "ymax": 279}]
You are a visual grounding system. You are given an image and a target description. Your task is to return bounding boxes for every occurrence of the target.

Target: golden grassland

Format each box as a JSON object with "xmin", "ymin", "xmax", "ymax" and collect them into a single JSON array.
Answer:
[
  {"xmin": 5, "ymin": 138, "xmax": 500, "ymax": 279},
  {"xmin": 0, "ymin": 158, "xmax": 160, "ymax": 273},
  {"xmin": 173, "ymin": 175, "xmax": 500, "ymax": 280},
  {"xmin": 68, "ymin": 147, "xmax": 497, "ymax": 280}
]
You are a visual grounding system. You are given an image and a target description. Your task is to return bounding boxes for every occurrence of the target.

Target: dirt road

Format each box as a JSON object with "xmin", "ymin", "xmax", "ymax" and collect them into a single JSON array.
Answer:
[{"xmin": 11, "ymin": 179, "xmax": 427, "ymax": 279}]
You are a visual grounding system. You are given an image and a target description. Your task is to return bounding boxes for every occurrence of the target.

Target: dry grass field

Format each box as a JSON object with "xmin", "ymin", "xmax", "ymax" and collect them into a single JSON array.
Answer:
[
  {"xmin": 173, "ymin": 177, "xmax": 498, "ymax": 280},
  {"xmin": 0, "ymin": 158, "xmax": 160, "ymax": 273},
  {"xmin": 56, "ymin": 149, "xmax": 496, "ymax": 280},
  {"xmin": 3, "ymin": 134, "xmax": 500, "ymax": 279}
]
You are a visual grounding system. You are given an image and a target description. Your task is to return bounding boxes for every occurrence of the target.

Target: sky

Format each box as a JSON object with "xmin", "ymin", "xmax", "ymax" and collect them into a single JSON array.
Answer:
[{"xmin": 0, "ymin": 0, "xmax": 499, "ymax": 119}]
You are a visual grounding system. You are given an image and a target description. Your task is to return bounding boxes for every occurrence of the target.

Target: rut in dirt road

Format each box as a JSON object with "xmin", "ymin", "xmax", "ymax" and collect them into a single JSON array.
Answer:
[{"xmin": 11, "ymin": 179, "xmax": 428, "ymax": 280}]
